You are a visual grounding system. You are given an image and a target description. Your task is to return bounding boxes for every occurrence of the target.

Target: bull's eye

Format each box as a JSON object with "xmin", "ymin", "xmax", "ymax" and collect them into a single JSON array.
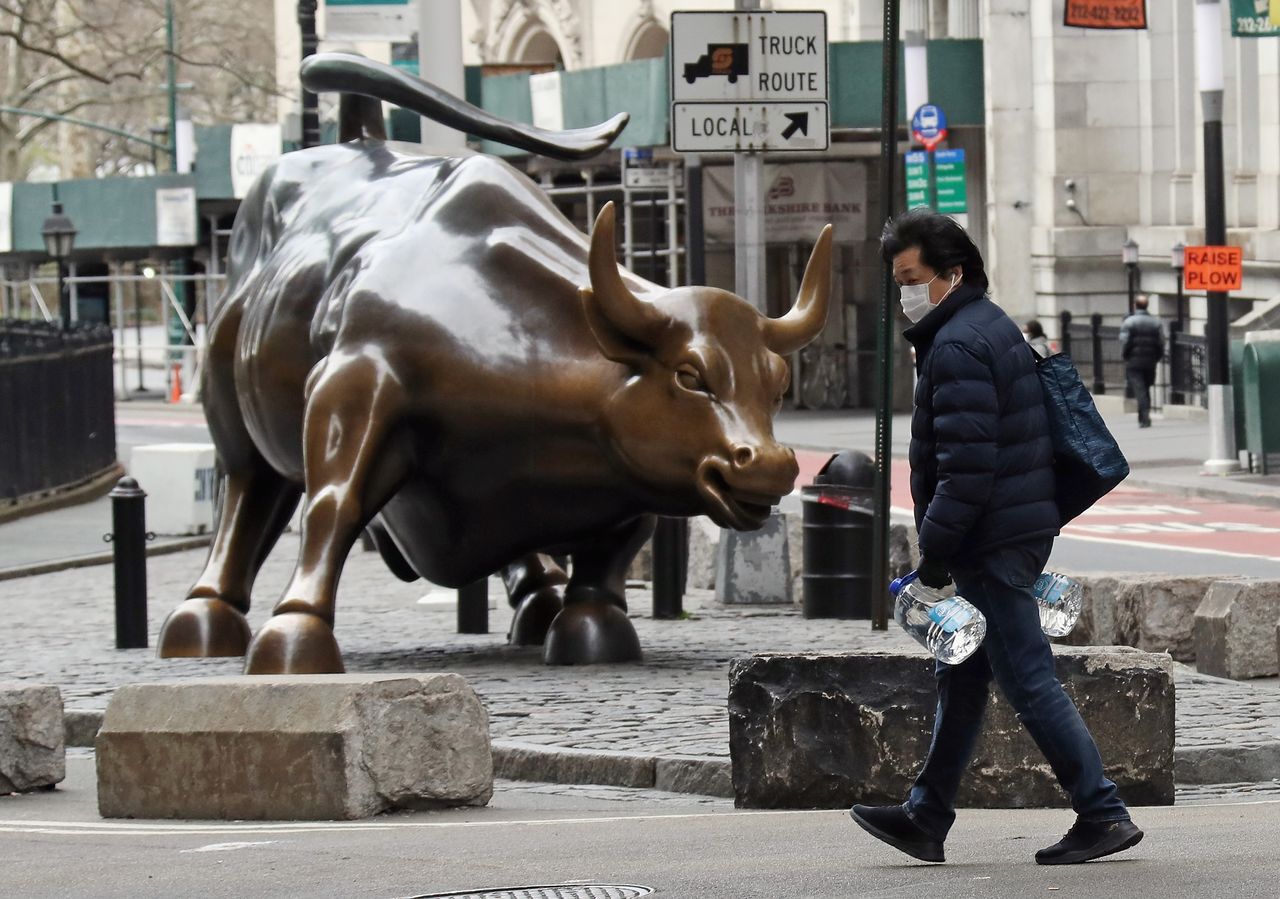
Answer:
[{"xmin": 676, "ymin": 368, "xmax": 709, "ymax": 395}]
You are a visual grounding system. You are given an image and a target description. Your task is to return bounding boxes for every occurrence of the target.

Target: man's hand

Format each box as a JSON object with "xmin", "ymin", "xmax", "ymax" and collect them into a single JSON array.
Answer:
[{"xmin": 917, "ymin": 556, "xmax": 952, "ymax": 589}]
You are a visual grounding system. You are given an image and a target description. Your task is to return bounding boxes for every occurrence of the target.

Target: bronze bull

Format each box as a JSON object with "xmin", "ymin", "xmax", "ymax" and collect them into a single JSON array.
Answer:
[{"xmin": 156, "ymin": 54, "xmax": 832, "ymax": 671}]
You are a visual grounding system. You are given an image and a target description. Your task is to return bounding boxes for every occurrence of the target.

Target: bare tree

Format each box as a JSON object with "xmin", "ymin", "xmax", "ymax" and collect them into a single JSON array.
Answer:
[{"xmin": 1, "ymin": 0, "xmax": 279, "ymax": 181}]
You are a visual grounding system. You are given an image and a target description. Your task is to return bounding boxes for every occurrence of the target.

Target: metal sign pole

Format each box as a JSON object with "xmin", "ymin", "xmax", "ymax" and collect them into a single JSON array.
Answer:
[
  {"xmin": 734, "ymin": 150, "xmax": 767, "ymax": 313},
  {"xmin": 733, "ymin": 0, "xmax": 766, "ymax": 313},
  {"xmin": 871, "ymin": 0, "xmax": 901, "ymax": 631}
]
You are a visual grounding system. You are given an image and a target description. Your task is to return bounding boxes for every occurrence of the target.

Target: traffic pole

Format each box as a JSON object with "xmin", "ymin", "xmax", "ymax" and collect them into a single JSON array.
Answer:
[{"xmin": 870, "ymin": 0, "xmax": 901, "ymax": 631}]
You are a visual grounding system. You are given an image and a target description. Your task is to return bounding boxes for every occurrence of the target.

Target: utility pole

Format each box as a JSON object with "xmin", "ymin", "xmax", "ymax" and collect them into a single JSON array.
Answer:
[
  {"xmin": 870, "ymin": 0, "xmax": 901, "ymax": 631},
  {"xmin": 1196, "ymin": 0, "xmax": 1239, "ymax": 474}
]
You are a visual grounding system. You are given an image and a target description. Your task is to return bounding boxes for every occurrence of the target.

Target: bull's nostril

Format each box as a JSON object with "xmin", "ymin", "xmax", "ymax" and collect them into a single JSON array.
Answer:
[{"xmin": 732, "ymin": 445, "xmax": 756, "ymax": 469}]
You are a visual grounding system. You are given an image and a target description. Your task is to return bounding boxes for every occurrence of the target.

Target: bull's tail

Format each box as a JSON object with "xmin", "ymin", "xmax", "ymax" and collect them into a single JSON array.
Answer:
[{"xmin": 300, "ymin": 52, "xmax": 629, "ymax": 160}]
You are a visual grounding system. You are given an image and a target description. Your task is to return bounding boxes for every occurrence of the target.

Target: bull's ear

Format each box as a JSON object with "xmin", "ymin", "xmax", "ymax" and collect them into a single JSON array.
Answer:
[{"xmin": 581, "ymin": 287, "xmax": 654, "ymax": 366}]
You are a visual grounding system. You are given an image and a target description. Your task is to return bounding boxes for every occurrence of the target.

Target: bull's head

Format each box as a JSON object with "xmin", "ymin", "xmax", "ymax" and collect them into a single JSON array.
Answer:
[{"xmin": 581, "ymin": 202, "xmax": 832, "ymax": 530}]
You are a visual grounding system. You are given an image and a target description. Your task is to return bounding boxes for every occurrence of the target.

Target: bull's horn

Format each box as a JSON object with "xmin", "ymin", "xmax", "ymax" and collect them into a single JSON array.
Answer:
[
  {"xmin": 588, "ymin": 201, "xmax": 666, "ymax": 346},
  {"xmin": 762, "ymin": 224, "xmax": 834, "ymax": 356}
]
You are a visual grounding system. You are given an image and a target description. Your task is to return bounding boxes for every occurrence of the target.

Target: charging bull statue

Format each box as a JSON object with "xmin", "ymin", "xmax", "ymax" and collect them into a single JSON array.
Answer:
[{"xmin": 157, "ymin": 54, "xmax": 832, "ymax": 672}]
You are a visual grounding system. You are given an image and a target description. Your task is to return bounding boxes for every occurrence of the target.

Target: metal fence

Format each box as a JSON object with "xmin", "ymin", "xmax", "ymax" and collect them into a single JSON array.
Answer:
[
  {"xmin": 1, "ymin": 270, "xmax": 221, "ymax": 400},
  {"xmin": 1059, "ymin": 311, "xmax": 1207, "ymax": 409},
  {"xmin": 0, "ymin": 320, "xmax": 117, "ymax": 502}
]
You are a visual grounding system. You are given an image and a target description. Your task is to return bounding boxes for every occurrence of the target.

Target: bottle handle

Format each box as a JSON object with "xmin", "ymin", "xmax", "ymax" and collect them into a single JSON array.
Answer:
[{"xmin": 890, "ymin": 569, "xmax": 919, "ymax": 596}]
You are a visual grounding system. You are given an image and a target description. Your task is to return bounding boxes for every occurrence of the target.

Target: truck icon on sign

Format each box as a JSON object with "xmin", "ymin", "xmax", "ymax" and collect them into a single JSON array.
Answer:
[{"xmin": 683, "ymin": 44, "xmax": 749, "ymax": 84}]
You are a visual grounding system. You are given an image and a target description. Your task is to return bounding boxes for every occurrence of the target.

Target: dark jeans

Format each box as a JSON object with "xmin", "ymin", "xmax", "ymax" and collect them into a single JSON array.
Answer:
[
  {"xmin": 903, "ymin": 538, "xmax": 1130, "ymax": 840},
  {"xmin": 1127, "ymin": 366, "xmax": 1155, "ymax": 425}
]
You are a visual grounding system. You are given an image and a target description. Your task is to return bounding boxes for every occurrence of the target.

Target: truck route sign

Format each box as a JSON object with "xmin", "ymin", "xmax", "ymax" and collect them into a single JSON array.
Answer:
[{"xmin": 670, "ymin": 11, "xmax": 829, "ymax": 153}]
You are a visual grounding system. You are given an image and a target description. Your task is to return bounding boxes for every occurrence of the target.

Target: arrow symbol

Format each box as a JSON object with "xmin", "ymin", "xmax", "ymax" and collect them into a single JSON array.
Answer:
[{"xmin": 781, "ymin": 112, "xmax": 809, "ymax": 140}]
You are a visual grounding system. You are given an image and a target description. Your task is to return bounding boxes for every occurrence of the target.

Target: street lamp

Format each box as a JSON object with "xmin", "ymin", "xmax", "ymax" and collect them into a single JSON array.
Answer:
[
  {"xmin": 1122, "ymin": 237, "xmax": 1140, "ymax": 315},
  {"xmin": 41, "ymin": 201, "xmax": 77, "ymax": 332}
]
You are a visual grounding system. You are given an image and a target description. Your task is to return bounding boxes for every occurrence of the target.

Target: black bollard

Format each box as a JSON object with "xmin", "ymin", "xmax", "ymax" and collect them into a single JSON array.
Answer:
[
  {"xmin": 652, "ymin": 516, "xmax": 687, "ymax": 619},
  {"xmin": 108, "ymin": 477, "xmax": 149, "ymax": 649},
  {"xmin": 457, "ymin": 577, "xmax": 489, "ymax": 634}
]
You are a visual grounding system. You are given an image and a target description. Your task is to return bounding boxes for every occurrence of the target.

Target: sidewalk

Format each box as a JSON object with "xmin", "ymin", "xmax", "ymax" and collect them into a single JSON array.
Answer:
[{"xmin": 3, "ymin": 534, "xmax": 1279, "ymax": 800}]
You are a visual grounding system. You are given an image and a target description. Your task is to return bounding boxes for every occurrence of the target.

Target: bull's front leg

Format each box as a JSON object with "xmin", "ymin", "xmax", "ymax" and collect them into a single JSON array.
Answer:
[
  {"xmin": 543, "ymin": 514, "xmax": 655, "ymax": 665},
  {"xmin": 243, "ymin": 355, "xmax": 410, "ymax": 674}
]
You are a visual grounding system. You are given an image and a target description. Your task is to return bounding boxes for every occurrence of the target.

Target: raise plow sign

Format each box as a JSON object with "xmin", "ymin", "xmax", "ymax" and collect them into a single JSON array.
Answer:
[{"xmin": 1183, "ymin": 245, "xmax": 1244, "ymax": 292}]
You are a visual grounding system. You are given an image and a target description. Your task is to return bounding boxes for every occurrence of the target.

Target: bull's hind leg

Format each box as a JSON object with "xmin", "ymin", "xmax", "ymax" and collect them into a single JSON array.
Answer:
[
  {"xmin": 158, "ymin": 302, "xmax": 303, "ymax": 658},
  {"xmin": 543, "ymin": 515, "xmax": 654, "ymax": 665},
  {"xmin": 157, "ymin": 464, "xmax": 300, "ymax": 657},
  {"xmin": 503, "ymin": 553, "xmax": 568, "ymax": 646},
  {"xmin": 244, "ymin": 355, "xmax": 409, "ymax": 674}
]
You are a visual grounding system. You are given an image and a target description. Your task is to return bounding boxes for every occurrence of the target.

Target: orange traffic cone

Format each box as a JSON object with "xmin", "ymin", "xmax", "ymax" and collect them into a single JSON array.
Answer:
[{"xmin": 169, "ymin": 364, "xmax": 182, "ymax": 404}]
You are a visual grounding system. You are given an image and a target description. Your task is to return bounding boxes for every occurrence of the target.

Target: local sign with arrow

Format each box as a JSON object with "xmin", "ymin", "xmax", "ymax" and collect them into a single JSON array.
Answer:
[{"xmin": 670, "ymin": 11, "xmax": 829, "ymax": 153}]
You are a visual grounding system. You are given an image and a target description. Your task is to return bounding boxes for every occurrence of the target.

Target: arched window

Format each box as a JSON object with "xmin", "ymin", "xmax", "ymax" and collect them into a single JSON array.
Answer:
[
  {"xmin": 625, "ymin": 20, "xmax": 668, "ymax": 61},
  {"xmin": 513, "ymin": 26, "xmax": 565, "ymax": 69}
]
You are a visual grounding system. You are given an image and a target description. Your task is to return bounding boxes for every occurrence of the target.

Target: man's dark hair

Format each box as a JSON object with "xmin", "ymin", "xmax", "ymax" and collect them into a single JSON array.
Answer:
[
  {"xmin": 880, "ymin": 208, "xmax": 989, "ymax": 292},
  {"xmin": 1024, "ymin": 319, "xmax": 1045, "ymax": 339}
]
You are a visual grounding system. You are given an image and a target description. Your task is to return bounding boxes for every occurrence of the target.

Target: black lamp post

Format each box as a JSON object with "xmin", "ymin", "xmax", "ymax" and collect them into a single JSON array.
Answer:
[
  {"xmin": 41, "ymin": 201, "xmax": 78, "ymax": 332},
  {"xmin": 1171, "ymin": 242, "xmax": 1186, "ymax": 333},
  {"xmin": 1122, "ymin": 237, "xmax": 1140, "ymax": 315},
  {"xmin": 1170, "ymin": 242, "xmax": 1187, "ymax": 406}
]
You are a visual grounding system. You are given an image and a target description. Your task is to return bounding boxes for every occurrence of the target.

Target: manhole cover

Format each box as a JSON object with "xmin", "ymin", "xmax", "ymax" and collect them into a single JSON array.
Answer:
[{"xmin": 406, "ymin": 886, "xmax": 654, "ymax": 899}]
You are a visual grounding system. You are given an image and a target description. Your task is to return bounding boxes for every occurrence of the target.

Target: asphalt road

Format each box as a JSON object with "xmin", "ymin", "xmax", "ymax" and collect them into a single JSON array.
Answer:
[{"xmin": 3, "ymin": 759, "xmax": 1278, "ymax": 899}]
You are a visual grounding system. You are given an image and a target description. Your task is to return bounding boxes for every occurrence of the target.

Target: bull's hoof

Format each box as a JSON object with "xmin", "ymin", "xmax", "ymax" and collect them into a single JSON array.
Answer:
[
  {"xmin": 508, "ymin": 586, "xmax": 564, "ymax": 646},
  {"xmin": 543, "ymin": 600, "xmax": 642, "ymax": 665},
  {"xmin": 243, "ymin": 612, "xmax": 345, "ymax": 674},
  {"xmin": 156, "ymin": 598, "xmax": 251, "ymax": 658}
]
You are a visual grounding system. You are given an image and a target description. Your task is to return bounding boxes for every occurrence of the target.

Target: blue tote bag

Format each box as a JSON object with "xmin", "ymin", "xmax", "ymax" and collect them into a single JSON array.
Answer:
[{"xmin": 1035, "ymin": 351, "xmax": 1130, "ymax": 525}]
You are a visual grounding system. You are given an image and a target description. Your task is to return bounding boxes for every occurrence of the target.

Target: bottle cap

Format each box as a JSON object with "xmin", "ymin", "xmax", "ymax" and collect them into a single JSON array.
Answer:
[{"xmin": 889, "ymin": 570, "xmax": 919, "ymax": 596}]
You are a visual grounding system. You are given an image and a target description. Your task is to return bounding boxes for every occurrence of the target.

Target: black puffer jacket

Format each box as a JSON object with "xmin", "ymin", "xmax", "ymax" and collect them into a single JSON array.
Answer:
[
  {"xmin": 1119, "ymin": 309, "xmax": 1164, "ymax": 371},
  {"xmin": 904, "ymin": 284, "xmax": 1060, "ymax": 565}
]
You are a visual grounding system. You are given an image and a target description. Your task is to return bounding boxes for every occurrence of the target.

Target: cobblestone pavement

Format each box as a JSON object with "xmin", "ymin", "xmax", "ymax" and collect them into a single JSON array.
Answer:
[{"xmin": 4, "ymin": 536, "xmax": 1280, "ymax": 775}]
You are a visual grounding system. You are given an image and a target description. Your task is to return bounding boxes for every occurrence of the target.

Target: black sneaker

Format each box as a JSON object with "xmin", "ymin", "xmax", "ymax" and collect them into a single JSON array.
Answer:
[
  {"xmin": 849, "ymin": 804, "xmax": 945, "ymax": 863},
  {"xmin": 1035, "ymin": 818, "xmax": 1143, "ymax": 865}
]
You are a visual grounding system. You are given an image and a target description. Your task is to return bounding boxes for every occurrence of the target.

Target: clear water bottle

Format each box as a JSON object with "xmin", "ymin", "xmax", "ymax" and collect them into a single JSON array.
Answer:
[
  {"xmin": 1035, "ymin": 572, "xmax": 1083, "ymax": 637},
  {"xmin": 890, "ymin": 571, "xmax": 987, "ymax": 665}
]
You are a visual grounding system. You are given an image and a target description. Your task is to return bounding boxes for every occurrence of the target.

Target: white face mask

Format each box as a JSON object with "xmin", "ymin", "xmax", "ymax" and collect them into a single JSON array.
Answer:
[{"xmin": 898, "ymin": 272, "xmax": 959, "ymax": 323}]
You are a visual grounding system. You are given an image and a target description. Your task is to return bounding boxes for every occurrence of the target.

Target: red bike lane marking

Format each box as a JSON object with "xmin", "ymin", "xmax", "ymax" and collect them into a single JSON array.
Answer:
[
  {"xmin": 1061, "ymin": 485, "xmax": 1280, "ymax": 561},
  {"xmin": 793, "ymin": 449, "xmax": 1280, "ymax": 561}
]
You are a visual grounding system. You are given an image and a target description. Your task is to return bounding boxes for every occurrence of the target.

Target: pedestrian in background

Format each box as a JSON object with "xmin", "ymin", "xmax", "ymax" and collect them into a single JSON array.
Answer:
[
  {"xmin": 1024, "ymin": 319, "xmax": 1051, "ymax": 358},
  {"xmin": 848, "ymin": 208, "xmax": 1142, "ymax": 866},
  {"xmin": 1119, "ymin": 294, "xmax": 1164, "ymax": 428}
]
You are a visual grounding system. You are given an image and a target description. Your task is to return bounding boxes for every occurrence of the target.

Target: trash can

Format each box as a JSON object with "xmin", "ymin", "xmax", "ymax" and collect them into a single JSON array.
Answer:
[
  {"xmin": 1242, "ymin": 337, "xmax": 1280, "ymax": 474},
  {"xmin": 801, "ymin": 450, "xmax": 875, "ymax": 619}
]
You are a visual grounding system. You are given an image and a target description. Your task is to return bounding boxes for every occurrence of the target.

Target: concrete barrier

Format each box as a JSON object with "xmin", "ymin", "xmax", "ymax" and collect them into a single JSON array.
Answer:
[
  {"xmin": 1056, "ymin": 573, "xmax": 1225, "ymax": 661},
  {"xmin": 97, "ymin": 674, "xmax": 492, "ymax": 819},
  {"xmin": 1, "ymin": 683, "xmax": 65, "ymax": 794},
  {"xmin": 728, "ymin": 647, "xmax": 1174, "ymax": 809},
  {"xmin": 1194, "ymin": 579, "xmax": 1280, "ymax": 679}
]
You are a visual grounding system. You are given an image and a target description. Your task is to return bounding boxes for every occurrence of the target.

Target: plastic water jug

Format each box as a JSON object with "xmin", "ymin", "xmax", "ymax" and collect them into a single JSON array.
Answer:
[
  {"xmin": 1034, "ymin": 571, "xmax": 1083, "ymax": 637},
  {"xmin": 890, "ymin": 571, "xmax": 987, "ymax": 665}
]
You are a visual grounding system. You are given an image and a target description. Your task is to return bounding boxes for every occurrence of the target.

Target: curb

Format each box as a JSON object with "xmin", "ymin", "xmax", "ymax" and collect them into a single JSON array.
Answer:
[
  {"xmin": 0, "ymin": 535, "xmax": 213, "ymax": 583},
  {"xmin": 0, "ymin": 462, "xmax": 125, "ymax": 525},
  {"xmin": 1123, "ymin": 473, "xmax": 1280, "ymax": 510},
  {"xmin": 59, "ymin": 708, "xmax": 1277, "ymax": 798}
]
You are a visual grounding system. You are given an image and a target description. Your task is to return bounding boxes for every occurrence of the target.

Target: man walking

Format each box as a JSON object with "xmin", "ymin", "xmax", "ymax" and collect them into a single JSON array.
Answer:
[
  {"xmin": 1120, "ymin": 294, "xmax": 1164, "ymax": 427},
  {"xmin": 848, "ymin": 209, "xmax": 1142, "ymax": 865}
]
